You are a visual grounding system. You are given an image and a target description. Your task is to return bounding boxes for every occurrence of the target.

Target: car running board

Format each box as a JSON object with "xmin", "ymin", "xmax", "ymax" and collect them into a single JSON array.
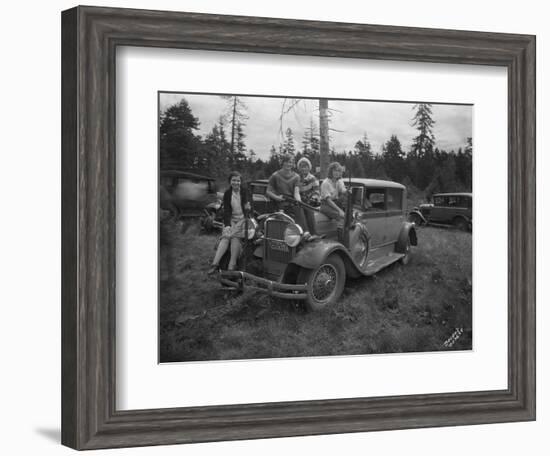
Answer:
[{"xmin": 363, "ymin": 252, "xmax": 404, "ymax": 276}]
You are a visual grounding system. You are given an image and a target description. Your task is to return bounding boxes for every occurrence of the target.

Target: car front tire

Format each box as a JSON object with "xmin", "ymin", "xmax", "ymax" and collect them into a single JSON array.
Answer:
[
  {"xmin": 400, "ymin": 237, "xmax": 412, "ymax": 265},
  {"xmin": 297, "ymin": 254, "xmax": 346, "ymax": 311}
]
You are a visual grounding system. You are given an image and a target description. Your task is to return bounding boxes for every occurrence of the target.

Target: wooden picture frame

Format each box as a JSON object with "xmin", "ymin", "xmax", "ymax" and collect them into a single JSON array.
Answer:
[{"xmin": 61, "ymin": 5, "xmax": 535, "ymax": 450}]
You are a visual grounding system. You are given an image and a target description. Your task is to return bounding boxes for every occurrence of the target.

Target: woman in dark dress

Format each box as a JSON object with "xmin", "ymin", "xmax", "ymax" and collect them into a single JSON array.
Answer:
[{"xmin": 208, "ymin": 171, "xmax": 251, "ymax": 274}]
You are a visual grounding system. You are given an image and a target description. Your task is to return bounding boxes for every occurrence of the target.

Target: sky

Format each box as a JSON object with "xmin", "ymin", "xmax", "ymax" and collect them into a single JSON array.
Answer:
[{"xmin": 159, "ymin": 92, "xmax": 472, "ymax": 161}]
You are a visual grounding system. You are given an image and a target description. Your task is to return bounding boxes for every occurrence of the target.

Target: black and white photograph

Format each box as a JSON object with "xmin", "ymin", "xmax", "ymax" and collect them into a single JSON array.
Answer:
[
  {"xmin": 1, "ymin": 0, "xmax": 542, "ymax": 454},
  {"xmin": 159, "ymin": 92, "xmax": 473, "ymax": 363}
]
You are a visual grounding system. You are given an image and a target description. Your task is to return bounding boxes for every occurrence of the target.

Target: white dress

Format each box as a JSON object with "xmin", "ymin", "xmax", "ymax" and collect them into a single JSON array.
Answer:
[{"xmin": 221, "ymin": 191, "xmax": 246, "ymax": 239}]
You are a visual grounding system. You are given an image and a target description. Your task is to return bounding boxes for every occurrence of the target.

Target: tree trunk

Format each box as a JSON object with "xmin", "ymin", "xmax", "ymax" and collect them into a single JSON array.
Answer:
[
  {"xmin": 230, "ymin": 97, "xmax": 237, "ymax": 155},
  {"xmin": 319, "ymin": 98, "xmax": 329, "ymax": 178}
]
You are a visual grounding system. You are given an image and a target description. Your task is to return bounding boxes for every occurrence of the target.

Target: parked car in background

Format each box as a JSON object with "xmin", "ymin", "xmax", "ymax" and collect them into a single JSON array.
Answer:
[
  {"xmin": 201, "ymin": 179, "xmax": 278, "ymax": 232},
  {"xmin": 160, "ymin": 170, "xmax": 219, "ymax": 220},
  {"xmin": 219, "ymin": 178, "xmax": 418, "ymax": 311},
  {"xmin": 408, "ymin": 192, "xmax": 472, "ymax": 231}
]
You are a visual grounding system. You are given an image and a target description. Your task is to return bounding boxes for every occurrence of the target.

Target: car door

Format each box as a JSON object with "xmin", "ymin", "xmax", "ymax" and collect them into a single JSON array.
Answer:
[
  {"xmin": 429, "ymin": 195, "xmax": 448, "ymax": 222},
  {"xmin": 385, "ymin": 187, "xmax": 405, "ymax": 242},
  {"xmin": 456, "ymin": 195, "xmax": 472, "ymax": 221},
  {"xmin": 356, "ymin": 187, "xmax": 387, "ymax": 248}
]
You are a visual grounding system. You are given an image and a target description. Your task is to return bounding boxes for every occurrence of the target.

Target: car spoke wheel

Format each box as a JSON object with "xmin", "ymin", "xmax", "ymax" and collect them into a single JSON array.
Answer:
[
  {"xmin": 311, "ymin": 264, "xmax": 338, "ymax": 301},
  {"xmin": 297, "ymin": 254, "xmax": 346, "ymax": 311}
]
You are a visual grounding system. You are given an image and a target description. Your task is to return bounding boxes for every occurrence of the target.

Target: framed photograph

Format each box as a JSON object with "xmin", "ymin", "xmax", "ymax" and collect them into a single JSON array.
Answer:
[{"xmin": 61, "ymin": 5, "xmax": 535, "ymax": 450}]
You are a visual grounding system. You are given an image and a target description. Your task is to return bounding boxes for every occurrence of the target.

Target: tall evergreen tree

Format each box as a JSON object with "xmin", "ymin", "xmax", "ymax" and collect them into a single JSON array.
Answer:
[
  {"xmin": 409, "ymin": 103, "xmax": 436, "ymax": 189},
  {"xmin": 282, "ymin": 127, "xmax": 296, "ymax": 156},
  {"xmin": 159, "ymin": 98, "xmax": 201, "ymax": 169},
  {"xmin": 266, "ymin": 145, "xmax": 281, "ymax": 175},
  {"xmin": 301, "ymin": 118, "xmax": 320, "ymax": 159},
  {"xmin": 221, "ymin": 96, "xmax": 248, "ymax": 157},
  {"xmin": 203, "ymin": 120, "xmax": 230, "ymax": 178},
  {"xmin": 382, "ymin": 135, "xmax": 406, "ymax": 182},
  {"xmin": 410, "ymin": 103, "xmax": 436, "ymax": 158},
  {"xmin": 353, "ymin": 132, "xmax": 372, "ymax": 157},
  {"xmin": 353, "ymin": 132, "xmax": 374, "ymax": 176},
  {"xmin": 455, "ymin": 137, "xmax": 473, "ymax": 190},
  {"xmin": 232, "ymin": 121, "xmax": 247, "ymax": 167}
]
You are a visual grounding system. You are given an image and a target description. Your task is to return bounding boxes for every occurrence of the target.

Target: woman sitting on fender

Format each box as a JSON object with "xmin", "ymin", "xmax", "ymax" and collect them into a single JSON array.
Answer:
[
  {"xmin": 208, "ymin": 171, "xmax": 251, "ymax": 274},
  {"xmin": 320, "ymin": 162, "xmax": 349, "ymax": 240}
]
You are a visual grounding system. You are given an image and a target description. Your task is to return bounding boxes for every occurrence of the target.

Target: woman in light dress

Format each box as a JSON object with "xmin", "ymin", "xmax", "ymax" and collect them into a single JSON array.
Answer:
[{"xmin": 320, "ymin": 161, "xmax": 348, "ymax": 227}]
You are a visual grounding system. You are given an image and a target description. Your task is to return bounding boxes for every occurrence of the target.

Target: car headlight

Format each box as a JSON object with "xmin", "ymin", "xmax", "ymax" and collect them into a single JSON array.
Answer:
[
  {"xmin": 245, "ymin": 218, "xmax": 258, "ymax": 240},
  {"xmin": 283, "ymin": 223, "xmax": 303, "ymax": 247}
]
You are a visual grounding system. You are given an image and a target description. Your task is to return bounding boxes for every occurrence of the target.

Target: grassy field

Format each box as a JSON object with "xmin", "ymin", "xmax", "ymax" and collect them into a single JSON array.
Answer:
[{"xmin": 159, "ymin": 221, "xmax": 472, "ymax": 362}]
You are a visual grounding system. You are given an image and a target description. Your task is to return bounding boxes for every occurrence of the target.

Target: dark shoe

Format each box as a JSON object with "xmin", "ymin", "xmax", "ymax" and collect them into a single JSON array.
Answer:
[
  {"xmin": 207, "ymin": 264, "xmax": 219, "ymax": 275},
  {"xmin": 307, "ymin": 234, "xmax": 322, "ymax": 241}
]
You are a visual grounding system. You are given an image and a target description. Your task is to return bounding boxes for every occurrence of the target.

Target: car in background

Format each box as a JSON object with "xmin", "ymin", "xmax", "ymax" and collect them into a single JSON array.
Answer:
[
  {"xmin": 408, "ymin": 192, "xmax": 472, "ymax": 231},
  {"xmin": 160, "ymin": 170, "xmax": 219, "ymax": 220}
]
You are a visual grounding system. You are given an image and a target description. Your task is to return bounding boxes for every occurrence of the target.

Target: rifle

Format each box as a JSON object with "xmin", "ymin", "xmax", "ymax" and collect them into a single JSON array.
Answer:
[
  {"xmin": 343, "ymin": 169, "xmax": 353, "ymax": 248},
  {"xmin": 242, "ymin": 186, "xmax": 252, "ymax": 273},
  {"xmin": 280, "ymin": 195, "xmax": 320, "ymax": 212}
]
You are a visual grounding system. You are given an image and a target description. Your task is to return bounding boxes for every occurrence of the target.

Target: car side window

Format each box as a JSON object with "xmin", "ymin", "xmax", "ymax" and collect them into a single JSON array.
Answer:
[
  {"xmin": 459, "ymin": 196, "xmax": 472, "ymax": 208},
  {"xmin": 365, "ymin": 189, "xmax": 386, "ymax": 211},
  {"xmin": 387, "ymin": 188, "xmax": 403, "ymax": 211},
  {"xmin": 448, "ymin": 196, "xmax": 459, "ymax": 206},
  {"xmin": 433, "ymin": 196, "xmax": 445, "ymax": 206},
  {"xmin": 350, "ymin": 186, "xmax": 364, "ymax": 209},
  {"xmin": 252, "ymin": 184, "xmax": 267, "ymax": 196}
]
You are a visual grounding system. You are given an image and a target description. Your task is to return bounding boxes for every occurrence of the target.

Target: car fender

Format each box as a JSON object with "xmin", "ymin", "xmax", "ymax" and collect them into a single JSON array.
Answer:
[
  {"xmin": 396, "ymin": 222, "xmax": 418, "ymax": 253},
  {"xmin": 205, "ymin": 201, "xmax": 221, "ymax": 212},
  {"xmin": 409, "ymin": 208, "xmax": 427, "ymax": 224},
  {"xmin": 290, "ymin": 239, "xmax": 363, "ymax": 277}
]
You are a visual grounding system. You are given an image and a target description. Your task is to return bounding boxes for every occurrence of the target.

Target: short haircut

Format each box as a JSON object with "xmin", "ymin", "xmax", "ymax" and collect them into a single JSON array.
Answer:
[
  {"xmin": 327, "ymin": 162, "xmax": 343, "ymax": 179},
  {"xmin": 280, "ymin": 154, "xmax": 294, "ymax": 164},
  {"xmin": 227, "ymin": 170, "xmax": 242, "ymax": 182}
]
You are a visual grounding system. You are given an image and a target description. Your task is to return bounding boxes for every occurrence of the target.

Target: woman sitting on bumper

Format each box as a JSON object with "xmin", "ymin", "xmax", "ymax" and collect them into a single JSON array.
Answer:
[{"xmin": 208, "ymin": 171, "xmax": 251, "ymax": 274}]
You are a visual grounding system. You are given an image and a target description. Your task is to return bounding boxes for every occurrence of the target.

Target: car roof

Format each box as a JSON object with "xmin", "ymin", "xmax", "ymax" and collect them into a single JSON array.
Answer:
[
  {"xmin": 433, "ymin": 192, "xmax": 472, "ymax": 197},
  {"xmin": 160, "ymin": 170, "xmax": 215, "ymax": 181},
  {"xmin": 349, "ymin": 178, "xmax": 405, "ymax": 189},
  {"xmin": 250, "ymin": 177, "xmax": 404, "ymax": 189}
]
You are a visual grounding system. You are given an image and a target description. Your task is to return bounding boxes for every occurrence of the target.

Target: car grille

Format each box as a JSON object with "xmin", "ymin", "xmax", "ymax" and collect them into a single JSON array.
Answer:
[{"xmin": 265, "ymin": 218, "xmax": 294, "ymax": 264}]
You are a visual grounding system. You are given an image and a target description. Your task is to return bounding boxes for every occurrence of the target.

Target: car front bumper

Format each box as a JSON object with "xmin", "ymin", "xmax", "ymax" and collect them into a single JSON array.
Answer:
[{"xmin": 219, "ymin": 270, "xmax": 307, "ymax": 300}]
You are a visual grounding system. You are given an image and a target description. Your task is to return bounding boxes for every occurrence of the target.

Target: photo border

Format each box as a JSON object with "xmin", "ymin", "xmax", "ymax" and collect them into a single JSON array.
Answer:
[{"xmin": 61, "ymin": 6, "xmax": 535, "ymax": 450}]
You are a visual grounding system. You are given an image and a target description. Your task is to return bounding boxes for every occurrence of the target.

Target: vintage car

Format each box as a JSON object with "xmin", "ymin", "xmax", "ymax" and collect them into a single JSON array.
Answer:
[
  {"xmin": 408, "ymin": 192, "xmax": 472, "ymax": 231},
  {"xmin": 160, "ymin": 170, "xmax": 219, "ymax": 220},
  {"xmin": 219, "ymin": 179, "xmax": 418, "ymax": 310}
]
